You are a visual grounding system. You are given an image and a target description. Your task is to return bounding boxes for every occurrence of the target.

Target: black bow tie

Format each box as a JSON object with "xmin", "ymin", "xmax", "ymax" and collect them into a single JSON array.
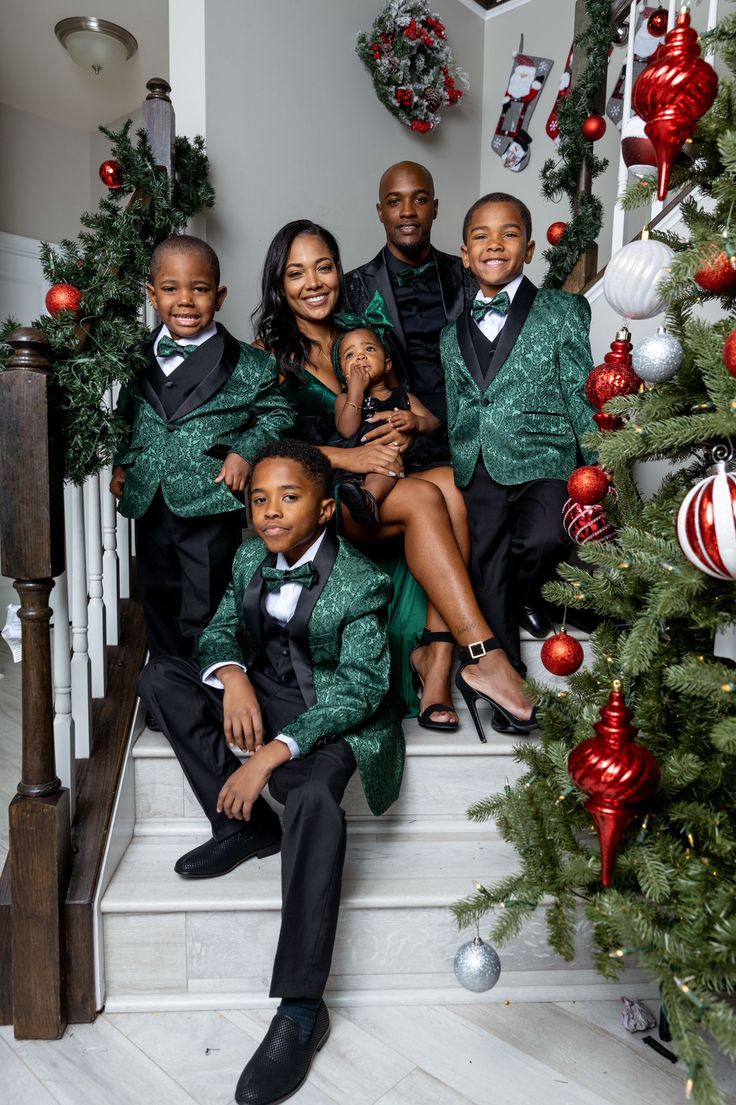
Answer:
[{"xmin": 261, "ymin": 563, "xmax": 318, "ymax": 592}]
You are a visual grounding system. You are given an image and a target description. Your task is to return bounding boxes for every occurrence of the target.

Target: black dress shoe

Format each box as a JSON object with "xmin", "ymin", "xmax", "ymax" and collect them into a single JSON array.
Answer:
[
  {"xmin": 174, "ymin": 825, "xmax": 281, "ymax": 879},
  {"xmin": 518, "ymin": 604, "xmax": 553, "ymax": 639},
  {"xmin": 235, "ymin": 1000, "xmax": 330, "ymax": 1105}
]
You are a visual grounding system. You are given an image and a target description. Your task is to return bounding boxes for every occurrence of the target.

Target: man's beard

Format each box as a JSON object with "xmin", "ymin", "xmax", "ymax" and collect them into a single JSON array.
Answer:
[{"xmin": 391, "ymin": 233, "xmax": 431, "ymax": 260}]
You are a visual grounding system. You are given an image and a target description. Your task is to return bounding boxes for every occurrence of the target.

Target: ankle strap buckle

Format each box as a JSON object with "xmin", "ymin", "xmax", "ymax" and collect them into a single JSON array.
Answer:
[{"xmin": 468, "ymin": 640, "xmax": 487, "ymax": 660}]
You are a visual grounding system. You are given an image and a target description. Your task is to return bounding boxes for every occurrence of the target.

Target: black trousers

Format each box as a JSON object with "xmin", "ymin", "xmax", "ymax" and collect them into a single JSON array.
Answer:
[
  {"xmin": 461, "ymin": 462, "xmax": 570, "ymax": 669},
  {"xmin": 135, "ymin": 490, "xmax": 243, "ymax": 659},
  {"xmin": 138, "ymin": 657, "xmax": 357, "ymax": 999}
]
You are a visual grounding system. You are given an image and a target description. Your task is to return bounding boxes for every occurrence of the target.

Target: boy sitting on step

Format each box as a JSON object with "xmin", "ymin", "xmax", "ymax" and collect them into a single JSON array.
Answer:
[{"xmin": 138, "ymin": 438, "xmax": 404, "ymax": 1105}]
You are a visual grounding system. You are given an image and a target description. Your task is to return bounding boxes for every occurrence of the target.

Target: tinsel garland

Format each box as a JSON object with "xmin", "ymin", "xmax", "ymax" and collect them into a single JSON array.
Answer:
[
  {"xmin": 356, "ymin": 0, "xmax": 468, "ymax": 133},
  {"xmin": 1, "ymin": 120, "xmax": 215, "ymax": 485},
  {"xmin": 541, "ymin": 0, "xmax": 615, "ymax": 288}
]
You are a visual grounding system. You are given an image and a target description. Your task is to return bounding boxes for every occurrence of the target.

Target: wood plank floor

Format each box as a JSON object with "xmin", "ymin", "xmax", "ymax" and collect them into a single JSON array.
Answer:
[{"xmin": 3, "ymin": 998, "xmax": 734, "ymax": 1105}]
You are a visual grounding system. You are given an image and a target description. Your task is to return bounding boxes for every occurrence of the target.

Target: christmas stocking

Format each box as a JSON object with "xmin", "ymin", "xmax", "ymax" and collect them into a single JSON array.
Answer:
[
  {"xmin": 607, "ymin": 7, "xmax": 665, "ymax": 128},
  {"xmin": 492, "ymin": 37, "xmax": 553, "ymax": 172},
  {"xmin": 546, "ymin": 46, "xmax": 573, "ymax": 148}
]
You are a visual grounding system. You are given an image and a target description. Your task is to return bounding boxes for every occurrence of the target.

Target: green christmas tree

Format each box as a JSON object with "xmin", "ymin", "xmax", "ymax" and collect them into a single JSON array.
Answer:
[
  {"xmin": 453, "ymin": 12, "xmax": 736, "ymax": 1105},
  {"xmin": 1, "ymin": 120, "xmax": 215, "ymax": 485}
]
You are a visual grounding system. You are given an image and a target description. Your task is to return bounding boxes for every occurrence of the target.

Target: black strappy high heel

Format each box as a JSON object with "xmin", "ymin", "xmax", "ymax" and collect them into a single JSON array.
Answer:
[
  {"xmin": 409, "ymin": 628, "xmax": 459, "ymax": 732},
  {"xmin": 454, "ymin": 637, "xmax": 538, "ymax": 743}
]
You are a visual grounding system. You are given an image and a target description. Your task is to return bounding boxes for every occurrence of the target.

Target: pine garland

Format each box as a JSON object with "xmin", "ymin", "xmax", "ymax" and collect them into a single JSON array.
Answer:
[
  {"xmin": 356, "ymin": 0, "xmax": 468, "ymax": 133},
  {"xmin": 541, "ymin": 0, "xmax": 615, "ymax": 288},
  {"xmin": 1, "ymin": 120, "xmax": 215, "ymax": 485},
  {"xmin": 455, "ymin": 10, "xmax": 736, "ymax": 1102}
]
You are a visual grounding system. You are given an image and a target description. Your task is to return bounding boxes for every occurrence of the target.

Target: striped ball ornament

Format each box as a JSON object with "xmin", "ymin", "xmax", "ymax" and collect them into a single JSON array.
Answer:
[{"xmin": 676, "ymin": 463, "xmax": 736, "ymax": 579}]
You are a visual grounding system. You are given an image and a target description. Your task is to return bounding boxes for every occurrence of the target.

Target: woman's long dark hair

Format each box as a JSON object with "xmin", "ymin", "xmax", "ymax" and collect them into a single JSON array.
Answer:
[{"xmin": 251, "ymin": 220, "xmax": 343, "ymax": 380}]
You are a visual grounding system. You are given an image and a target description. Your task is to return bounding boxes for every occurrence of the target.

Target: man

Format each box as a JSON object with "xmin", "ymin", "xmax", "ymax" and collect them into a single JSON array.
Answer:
[{"xmin": 343, "ymin": 161, "xmax": 472, "ymax": 431}]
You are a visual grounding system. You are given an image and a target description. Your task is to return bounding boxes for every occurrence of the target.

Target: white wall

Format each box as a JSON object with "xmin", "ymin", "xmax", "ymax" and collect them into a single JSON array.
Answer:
[{"xmin": 204, "ymin": 0, "xmax": 485, "ymax": 337}]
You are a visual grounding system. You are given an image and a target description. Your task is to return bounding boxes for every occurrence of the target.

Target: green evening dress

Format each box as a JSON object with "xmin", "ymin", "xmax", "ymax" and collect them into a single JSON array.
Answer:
[{"xmin": 283, "ymin": 371, "xmax": 425, "ymax": 716}]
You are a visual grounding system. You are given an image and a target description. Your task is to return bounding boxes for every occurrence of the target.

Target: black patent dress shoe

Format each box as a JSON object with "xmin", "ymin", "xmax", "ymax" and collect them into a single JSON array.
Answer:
[
  {"xmin": 174, "ymin": 825, "xmax": 281, "ymax": 879},
  {"xmin": 235, "ymin": 1000, "xmax": 330, "ymax": 1105},
  {"xmin": 517, "ymin": 604, "xmax": 553, "ymax": 639}
]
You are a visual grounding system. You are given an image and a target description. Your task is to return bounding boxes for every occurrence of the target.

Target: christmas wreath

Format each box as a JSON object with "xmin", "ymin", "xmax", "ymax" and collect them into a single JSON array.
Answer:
[{"xmin": 356, "ymin": 0, "xmax": 468, "ymax": 133}]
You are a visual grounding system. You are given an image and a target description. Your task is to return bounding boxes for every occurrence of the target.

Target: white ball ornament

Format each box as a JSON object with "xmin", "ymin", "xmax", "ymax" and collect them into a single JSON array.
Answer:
[
  {"xmin": 603, "ymin": 230, "xmax": 674, "ymax": 321},
  {"xmin": 453, "ymin": 936, "xmax": 501, "ymax": 992},
  {"xmin": 632, "ymin": 327, "xmax": 683, "ymax": 384},
  {"xmin": 676, "ymin": 462, "xmax": 736, "ymax": 580}
]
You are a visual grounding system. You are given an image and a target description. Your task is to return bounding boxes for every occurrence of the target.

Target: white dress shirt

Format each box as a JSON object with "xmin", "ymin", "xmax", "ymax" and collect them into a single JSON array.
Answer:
[
  {"xmin": 155, "ymin": 322, "xmax": 218, "ymax": 376},
  {"xmin": 472, "ymin": 273, "xmax": 524, "ymax": 343},
  {"xmin": 202, "ymin": 531, "xmax": 327, "ymax": 759}
]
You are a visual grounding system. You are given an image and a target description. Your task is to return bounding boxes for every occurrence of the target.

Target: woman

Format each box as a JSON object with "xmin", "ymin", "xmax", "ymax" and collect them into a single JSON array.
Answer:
[{"xmin": 251, "ymin": 220, "xmax": 535, "ymax": 740}]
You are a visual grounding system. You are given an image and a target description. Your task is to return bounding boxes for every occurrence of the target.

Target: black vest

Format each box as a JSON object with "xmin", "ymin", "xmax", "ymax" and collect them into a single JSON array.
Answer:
[
  {"xmin": 469, "ymin": 318, "xmax": 500, "ymax": 382},
  {"xmin": 144, "ymin": 341, "xmax": 217, "ymax": 419},
  {"xmin": 252, "ymin": 594, "xmax": 302, "ymax": 691}
]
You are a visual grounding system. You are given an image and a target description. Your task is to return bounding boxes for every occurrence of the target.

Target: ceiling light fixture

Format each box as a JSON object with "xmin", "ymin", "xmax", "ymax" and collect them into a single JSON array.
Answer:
[{"xmin": 55, "ymin": 17, "xmax": 138, "ymax": 76}]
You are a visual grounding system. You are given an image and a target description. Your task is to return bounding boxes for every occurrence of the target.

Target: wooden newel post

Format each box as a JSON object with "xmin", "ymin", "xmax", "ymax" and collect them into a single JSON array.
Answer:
[
  {"xmin": 143, "ymin": 77, "xmax": 175, "ymax": 176},
  {"xmin": 0, "ymin": 327, "xmax": 71, "ymax": 1039}
]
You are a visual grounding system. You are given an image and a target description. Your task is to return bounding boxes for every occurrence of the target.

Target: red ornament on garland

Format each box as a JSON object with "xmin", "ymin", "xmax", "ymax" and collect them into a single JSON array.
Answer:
[
  {"xmin": 562, "ymin": 499, "xmax": 616, "ymax": 545},
  {"xmin": 632, "ymin": 9, "xmax": 718, "ymax": 200},
  {"xmin": 593, "ymin": 411, "xmax": 623, "ymax": 432},
  {"xmin": 568, "ymin": 681, "xmax": 661, "ymax": 886},
  {"xmin": 694, "ymin": 251, "xmax": 736, "ymax": 296},
  {"xmin": 546, "ymin": 221, "xmax": 568, "ymax": 246},
  {"xmin": 567, "ymin": 465, "xmax": 610, "ymax": 506},
  {"xmin": 581, "ymin": 113, "xmax": 607, "ymax": 141},
  {"xmin": 541, "ymin": 630, "xmax": 584, "ymax": 676},
  {"xmin": 585, "ymin": 327, "xmax": 640, "ymax": 410},
  {"xmin": 647, "ymin": 7, "xmax": 668, "ymax": 37},
  {"xmin": 98, "ymin": 159, "xmax": 124, "ymax": 189},
  {"xmin": 45, "ymin": 283, "xmax": 83, "ymax": 319},
  {"xmin": 723, "ymin": 331, "xmax": 736, "ymax": 377}
]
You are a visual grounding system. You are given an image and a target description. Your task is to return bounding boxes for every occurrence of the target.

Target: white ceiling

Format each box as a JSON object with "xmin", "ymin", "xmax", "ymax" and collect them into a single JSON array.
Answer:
[{"xmin": 0, "ymin": 0, "xmax": 169, "ymax": 131}]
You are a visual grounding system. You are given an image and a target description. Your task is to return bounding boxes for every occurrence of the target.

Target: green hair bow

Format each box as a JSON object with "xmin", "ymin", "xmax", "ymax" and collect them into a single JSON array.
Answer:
[{"xmin": 333, "ymin": 289, "xmax": 395, "ymax": 337}]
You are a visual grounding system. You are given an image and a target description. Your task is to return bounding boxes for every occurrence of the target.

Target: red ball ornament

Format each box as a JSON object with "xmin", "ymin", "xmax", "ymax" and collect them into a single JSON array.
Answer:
[
  {"xmin": 546, "ymin": 221, "xmax": 568, "ymax": 246},
  {"xmin": 563, "ymin": 499, "xmax": 616, "ymax": 545},
  {"xmin": 567, "ymin": 465, "xmax": 610, "ymax": 506},
  {"xmin": 540, "ymin": 631, "xmax": 584, "ymax": 677},
  {"xmin": 585, "ymin": 328, "xmax": 640, "ymax": 409},
  {"xmin": 45, "ymin": 283, "xmax": 83, "ymax": 319},
  {"xmin": 593, "ymin": 411, "xmax": 623, "ymax": 433},
  {"xmin": 694, "ymin": 251, "xmax": 736, "ymax": 296},
  {"xmin": 676, "ymin": 461, "xmax": 736, "ymax": 579},
  {"xmin": 647, "ymin": 7, "xmax": 668, "ymax": 37},
  {"xmin": 581, "ymin": 113, "xmax": 607, "ymax": 141},
  {"xmin": 568, "ymin": 682, "xmax": 661, "ymax": 886},
  {"xmin": 632, "ymin": 9, "xmax": 718, "ymax": 200},
  {"xmin": 723, "ymin": 331, "xmax": 736, "ymax": 377},
  {"xmin": 98, "ymin": 159, "xmax": 124, "ymax": 189}
]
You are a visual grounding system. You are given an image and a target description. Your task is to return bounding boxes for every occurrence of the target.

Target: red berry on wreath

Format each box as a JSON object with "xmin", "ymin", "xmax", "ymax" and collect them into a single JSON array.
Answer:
[
  {"xmin": 546, "ymin": 221, "xmax": 568, "ymax": 246},
  {"xmin": 581, "ymin": 114, "xmax": 606, "ymax": 141},
  {"xmin": 723, "ymin": 331, "xmax": 736, "ymax": 377},
  {"xmin": 694, "ymin": 252, "xmax": 736, "ymax": 295},
  {"xmin": 45, "ymin": 283, "xmax": 83, "ymax": 319},
  {"xmin": 567, "ymin": 466, "xmax": 610, "ymax": 506},
  {"xmin": 541, "ymin": 631, "xmax": 584, "ymax": 676},
  {"xmin": 98, "ymin": 159, "xmax": 124, "ymax": 189}
]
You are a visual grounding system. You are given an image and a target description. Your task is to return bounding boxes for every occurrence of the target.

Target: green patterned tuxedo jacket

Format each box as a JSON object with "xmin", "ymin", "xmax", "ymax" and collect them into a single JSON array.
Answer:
[
  {"xmin": 197, "ymin": 531, "xmax": 405, "ymax": 817},
  {"xmin": 440, "ymin": 277, "xmax": 596, "ymax": 487},
  {"xmin": 113, "ymin": 325, "xmax": 294, "ymax": 519}
]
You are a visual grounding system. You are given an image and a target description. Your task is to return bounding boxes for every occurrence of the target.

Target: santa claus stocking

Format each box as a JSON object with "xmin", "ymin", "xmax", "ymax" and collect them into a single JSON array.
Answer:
[
  {"xmin": 492, "ymin": 36, "xmax": 553, "ymax": 172},
  {"xmin": 546, "ymin": 46, "xmax": 573, "ymax": 148},
  {"xmin": 607, "ymin": 6, "xmax": 666, "ymax": 128}
]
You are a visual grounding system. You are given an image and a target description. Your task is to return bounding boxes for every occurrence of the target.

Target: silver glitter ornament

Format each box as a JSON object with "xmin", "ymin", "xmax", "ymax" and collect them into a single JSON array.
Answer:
[
  {"xmin": 453, "ymin": 936, "xmax": 501, "ymax": 992},
  {"xmin": 632, "ymin": 327, "xmax": 683, "ymax": 384}
]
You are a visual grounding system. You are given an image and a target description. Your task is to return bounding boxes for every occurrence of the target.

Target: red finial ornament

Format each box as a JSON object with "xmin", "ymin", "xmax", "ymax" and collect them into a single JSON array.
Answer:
[
  {"xmin": 568, "ymin": 682, "xmax": 660, "ymax": 886},
  {"xmin": 632, "ymin": 8, "xmax": 718, "ymax": 201},
  {"xmin": 585, "ymin": 326, "xmax": 640, "ymax": 410}
]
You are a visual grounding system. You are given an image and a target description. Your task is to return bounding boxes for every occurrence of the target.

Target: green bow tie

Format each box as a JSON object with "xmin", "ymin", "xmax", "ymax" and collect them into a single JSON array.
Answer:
[
  {"xmin": 261, "ymin": 563, "xmax": 317, "ymax": 592},
  {"xmin": 471, "ymin": 291, "xmax": 511, "ymax": 322},
  {"xmin": 395, "ymin": 260, "xmax": 437, "ymax": 287},
  {"xmin": 334, "ymin": 289, "xmax": 395, "ymax": 338},
  {"xmin": 157, "ymin": 335, "xmax": 199, "ymax": 359}
]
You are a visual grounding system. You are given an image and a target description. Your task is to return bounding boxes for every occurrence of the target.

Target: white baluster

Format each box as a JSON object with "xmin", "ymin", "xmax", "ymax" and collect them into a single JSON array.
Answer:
[
  {"xmin": 117, "ymin": 513, "xmax": 131, "ymax": 599},
  {"xmin": 70, "ymin": 483, "xmax": 92, "ymax": 757},
  {"xmin": 51, "ymin": 568, "xmax": 75, "ymax": 817},
  {"xmin": 101, "ymin": 459, "xmax": 120, "ymax": 646},
  {"xmin": 706, "ymin": 0, "xmax": 719, "ymax": 59},
  {"xmin": 611, "ymin": 0, "xmax": 640, "ymax": 256},
  {"xmin": 85, "ymin": 475, "xmax": 107, "ymax": 697},
  {"xmin": 668, "ymin": 0, "xmax": 677, "ymax": 28}
]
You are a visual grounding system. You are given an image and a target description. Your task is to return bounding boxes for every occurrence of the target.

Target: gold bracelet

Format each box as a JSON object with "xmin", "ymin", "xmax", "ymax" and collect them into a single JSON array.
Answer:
[{"xmin": 345, "ymin": 400, "xmax": 361, "ymax": 412}]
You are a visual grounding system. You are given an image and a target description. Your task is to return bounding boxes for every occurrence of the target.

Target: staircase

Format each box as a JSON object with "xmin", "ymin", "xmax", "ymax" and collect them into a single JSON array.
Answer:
[{"xmin": 99, "ymin": 631, "xmax": 654, "ymax": 1013}]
